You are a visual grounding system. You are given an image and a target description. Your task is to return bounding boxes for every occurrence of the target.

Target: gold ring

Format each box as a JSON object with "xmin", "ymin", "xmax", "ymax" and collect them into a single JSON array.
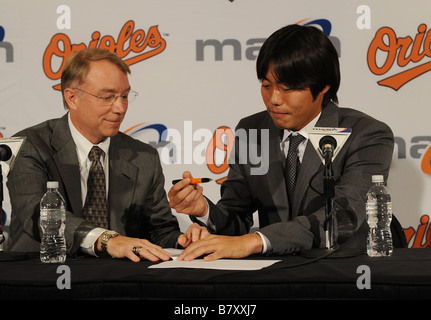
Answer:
[{"xmin": 132, "ymin": 246, "xmax": 142, "ymax": 256}]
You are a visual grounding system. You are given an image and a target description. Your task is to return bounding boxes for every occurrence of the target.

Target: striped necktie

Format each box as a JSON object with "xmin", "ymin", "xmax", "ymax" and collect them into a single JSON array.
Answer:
[{"xmin": 285, "ymin": 134, "xmax": 305, "ymax": 212}]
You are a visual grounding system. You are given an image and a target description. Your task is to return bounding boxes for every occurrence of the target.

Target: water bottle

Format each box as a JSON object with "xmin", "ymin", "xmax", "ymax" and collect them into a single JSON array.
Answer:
[
  {"xmin": 40, "ymin": 181, "xmax": 66, "ymax": 263},
  {"xmin": 366, "ymin": 175, "xmax": 393, "ymax": 257}
]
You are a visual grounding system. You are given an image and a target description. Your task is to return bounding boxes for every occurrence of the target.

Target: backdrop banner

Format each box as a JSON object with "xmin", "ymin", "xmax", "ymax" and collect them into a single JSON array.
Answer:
[{"xmin": 1, "ymin": 0, "xmax": 431, "ymax": 253}]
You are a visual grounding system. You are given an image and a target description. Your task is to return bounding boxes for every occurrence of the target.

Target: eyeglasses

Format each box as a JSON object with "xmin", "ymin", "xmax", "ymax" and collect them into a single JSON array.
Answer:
[{"xmin": 74, "ymin": 87, "xmax": 139, "ymax": 106}]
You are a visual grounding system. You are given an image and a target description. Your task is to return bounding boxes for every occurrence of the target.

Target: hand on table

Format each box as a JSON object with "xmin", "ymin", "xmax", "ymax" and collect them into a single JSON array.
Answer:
[
  {"xmin": 98, "ymin": 223, "xmax": 211, "ymax": 263},
  {"xmin": 100, "ymin": 235, "xmax": 172, "ymax": 263},
  {"xmin": 178, "ymin": 233, "xmax": 263, "ymax": 261},
  {"xmin": 178, "ymin": 222, "xmax": 211, "ymax": 248}
]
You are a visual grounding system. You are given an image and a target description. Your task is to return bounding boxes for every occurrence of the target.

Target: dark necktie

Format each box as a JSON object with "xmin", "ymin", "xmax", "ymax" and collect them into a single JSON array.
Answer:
[
  {"xmin": 82, "ymin": 146, "xmax": 108, "ymax": 228},
  {"xmin": 285, "ymin": 134, "xmax": 305, "ymax": 210}
]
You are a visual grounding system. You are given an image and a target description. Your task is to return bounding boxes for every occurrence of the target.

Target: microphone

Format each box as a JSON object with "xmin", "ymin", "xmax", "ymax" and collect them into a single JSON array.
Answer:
[
  {"xmin": 307, "ymin": 127, "xmax": 351, "ymax": 165},
  {"xmin": 319, "ymin": 135, "xmax": 337, "ymax": 160},
  {"xmin": 0, "ymin": 145, "xmax": 12, "ymax": 162}
]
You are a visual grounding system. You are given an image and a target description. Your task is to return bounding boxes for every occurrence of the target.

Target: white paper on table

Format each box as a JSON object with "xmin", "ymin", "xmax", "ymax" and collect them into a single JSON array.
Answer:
[{"xmin": 149, "ymin": 249, "xmax": 280, "ymax": 270}]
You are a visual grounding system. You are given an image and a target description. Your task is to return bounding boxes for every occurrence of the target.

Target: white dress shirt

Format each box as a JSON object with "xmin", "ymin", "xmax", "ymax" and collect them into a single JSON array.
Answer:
[{"xmin": 68, "ymin": 115, "xmax": 111, "ymax": 256}]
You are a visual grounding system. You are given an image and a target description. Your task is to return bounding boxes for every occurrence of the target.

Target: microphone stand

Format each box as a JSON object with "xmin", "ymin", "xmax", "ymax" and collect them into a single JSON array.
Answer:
[
  {"xmin": 300, "ymin": 143, "xmax": 364, "ymax": 259},
  {"xmin": 299, "ymin": 146, "xmax": 337, "ymax": 259},
  {"xmin": 323, "ymin": 149, "xmax": 335, "ymax": 250},
  {"xmin": 0, "ymin": 162, "xmax": 5, "ymax": 251},
  {"xmin": 299, "ymin": 134, "xmax": 364, "ymax": 259}
]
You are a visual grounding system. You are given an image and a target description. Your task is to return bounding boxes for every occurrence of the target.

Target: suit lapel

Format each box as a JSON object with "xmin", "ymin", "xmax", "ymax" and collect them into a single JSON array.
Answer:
[
  {"xmin": 108, "ymin": 135, "xmax": 138, "ymax": 234},
  {"xmin": 292, "ymin": 142, "xmax": 322, "ymax": 218},
  {"xmin": 51, "ymin": 115, "xmax": 82, "ymax": 216}
]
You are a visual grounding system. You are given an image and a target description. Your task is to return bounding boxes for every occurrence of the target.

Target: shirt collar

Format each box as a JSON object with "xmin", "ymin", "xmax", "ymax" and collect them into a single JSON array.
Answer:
[
  {"xmin": 68, "ymin": 114, "xmax": 110, "ymax": 165},
  {"xmin": 280, "ymin": 112, "xmax": 321, "ymax": 143}
]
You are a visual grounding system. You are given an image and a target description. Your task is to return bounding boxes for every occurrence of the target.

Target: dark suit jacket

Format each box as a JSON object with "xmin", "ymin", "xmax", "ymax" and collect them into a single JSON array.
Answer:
[
  {"xmin": 207, "ymin": 102, "xmax": 394, "ymax": 254},
  {"xmin": 7, "ymin": 114, "xmax": 181, "ymax": 255}
]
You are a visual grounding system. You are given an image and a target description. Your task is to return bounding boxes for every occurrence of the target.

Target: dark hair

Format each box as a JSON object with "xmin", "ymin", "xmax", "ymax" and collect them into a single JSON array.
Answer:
[{"xmin": 256, "ymin": 24, "xmax": 340, "ymax": 107}]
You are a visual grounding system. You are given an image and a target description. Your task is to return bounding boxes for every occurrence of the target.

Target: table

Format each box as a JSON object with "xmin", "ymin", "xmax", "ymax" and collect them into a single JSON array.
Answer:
[{"xmin": 0, "ymin": 248, "xmax": 430, "ymax": 301}]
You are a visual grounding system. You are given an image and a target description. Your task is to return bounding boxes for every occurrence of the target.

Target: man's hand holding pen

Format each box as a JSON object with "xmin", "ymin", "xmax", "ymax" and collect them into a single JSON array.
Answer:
[
  {"xmin": 168, "ymin": 171, "xmax": 264, "ymax": 261},
  {"xmin": 169, "ymin": 171, "xmax": 216, "ymax": 256},
  {"xmin": 168, "ymin": 171, "xmax": 209, "ymax": 218}
]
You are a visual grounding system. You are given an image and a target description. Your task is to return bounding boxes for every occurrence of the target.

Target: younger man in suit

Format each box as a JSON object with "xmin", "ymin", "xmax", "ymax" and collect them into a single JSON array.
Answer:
[{"xmin": 169, "ymin": 24, "xmax": 395, "ymax": 260}]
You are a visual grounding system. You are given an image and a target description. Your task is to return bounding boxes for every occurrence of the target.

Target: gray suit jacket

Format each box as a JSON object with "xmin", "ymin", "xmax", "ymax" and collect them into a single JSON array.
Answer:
[
  {"xmin": 7, "ymin": 114, "xmax": 181, "ymax": 255},
  {"xmin": 207, "ymin": 102, "xmax": 394, "ymax": 254}
]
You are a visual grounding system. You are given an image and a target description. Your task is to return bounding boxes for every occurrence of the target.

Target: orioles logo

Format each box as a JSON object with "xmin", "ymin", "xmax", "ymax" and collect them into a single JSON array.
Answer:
[
  {"xmin": 405, "ymin": 214, "xmax": 431, "ymax": 248},
  {"xmin": 368, "ymin": 23, "xmax": 431, "ymax": 90},
  {"xmin": 43, "ymin": 20, "xmax": 166, "ymax": 90}
]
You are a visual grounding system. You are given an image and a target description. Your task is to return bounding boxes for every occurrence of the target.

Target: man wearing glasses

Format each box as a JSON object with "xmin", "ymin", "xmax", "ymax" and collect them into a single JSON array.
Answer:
[{"xmin": 7, "ymin": 48, "xmax": 207, "ymax": 262}]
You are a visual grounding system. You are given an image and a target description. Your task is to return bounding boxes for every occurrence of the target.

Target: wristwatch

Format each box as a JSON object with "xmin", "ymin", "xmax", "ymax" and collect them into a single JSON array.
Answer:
[{"xmin": 100, "ymin": 231, "xmax": 119, "ymax": 255}]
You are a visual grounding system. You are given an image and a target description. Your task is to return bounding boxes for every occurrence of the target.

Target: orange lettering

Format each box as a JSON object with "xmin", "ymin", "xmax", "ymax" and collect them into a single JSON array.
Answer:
[
  {"xmin": 124, "ymin": 26, "xmax": 166, "ymax": 66},
  {"xmin": 368, "ymin": 24, "xmax": 431, "ymax": 90},
  {"xmin": 367, "ymin": 27, "xmax": 398, "ymax": 75},
  {"xmin": 412, "ymin": 215, "xmax": 430, "ymax": 248},
  {"xmin": 98, "ymin": 35, "xmax": 117, "ymax": 51},
  {"xmin": 397, "ymin": 36, "xmax": 413, "ymax": 67},
  {"xmin": 409, "ymin": 24, "xmax": 427, "ymax": 63},
  {"xmin": 116, "ymin": 21, "xmax": 134, "ymax": 58},
  {"xmin": 43, "ymin": 33, "xmax": 78, "ymax": 80},
  {"xmin": 206, "ymin": 126, "xmax": 234, "ymax": 184},
  {"xmin": 88, "ymin": 32, "xmax": 100, "ymax": 49},
  {"xmin": 42, "ymin": 20, "xmax": 166, "ymax": 90},
  {"xmin": 421, "ymin": 145, "xmax": 431, "ymax": 174},
  {"xmin": 404, "ymin": 227, "xmax": 415, "ymax": 246}
]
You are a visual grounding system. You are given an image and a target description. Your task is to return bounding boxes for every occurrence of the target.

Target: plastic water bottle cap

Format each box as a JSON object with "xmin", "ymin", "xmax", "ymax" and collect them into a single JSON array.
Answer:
[
  {"xmin": 371, "ymin": 175, "xmax": 384, "ymax": 183},
  {"xmin": 47, "ymin": 181, "xmax": 59, "ymax": 189}
]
